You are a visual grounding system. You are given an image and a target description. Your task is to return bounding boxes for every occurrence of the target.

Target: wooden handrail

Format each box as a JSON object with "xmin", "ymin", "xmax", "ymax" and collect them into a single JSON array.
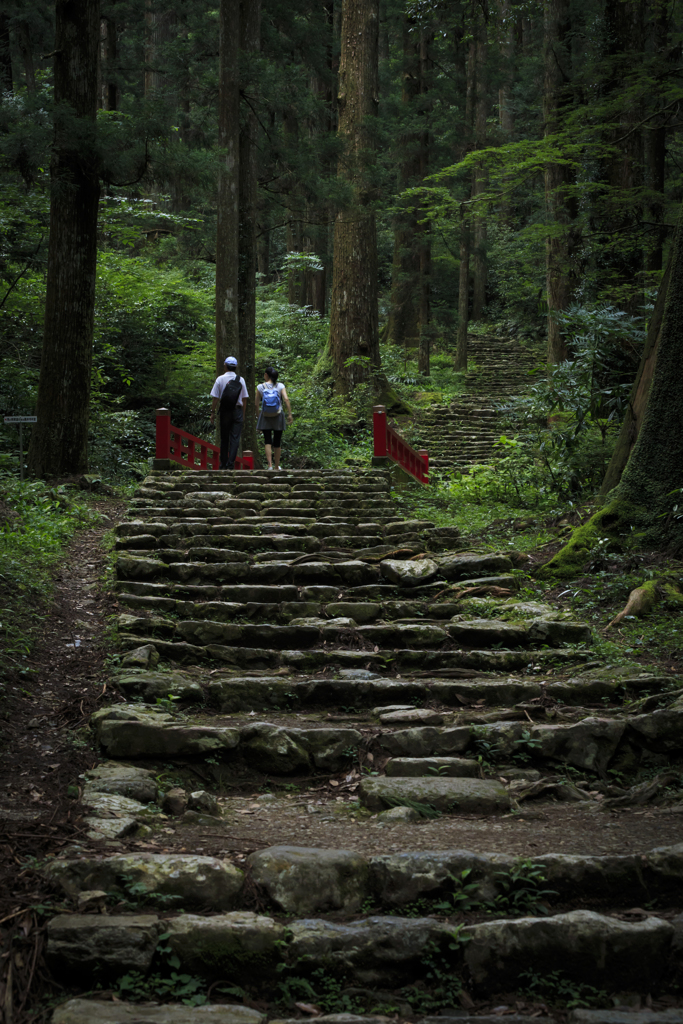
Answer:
[
  {"xmin": 373, "ymin": 405, "xmax": 428, "ymax": 484},
  {"xmin": 155, "ymin": 408, "xmax": 254, "ymax": 471}
]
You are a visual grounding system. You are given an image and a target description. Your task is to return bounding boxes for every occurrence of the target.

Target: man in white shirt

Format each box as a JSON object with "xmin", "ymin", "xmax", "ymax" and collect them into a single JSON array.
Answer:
[{"xmin": 209, "ymin": 356, "xmax": 249, "ymax": 470}]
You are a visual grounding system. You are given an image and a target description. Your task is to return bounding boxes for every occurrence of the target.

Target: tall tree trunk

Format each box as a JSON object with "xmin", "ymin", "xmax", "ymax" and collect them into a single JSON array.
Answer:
[
  {"xmin": 600, "ymin": 0, "xmax": 646, "ymax": 310},
  {"xmin": 0, "ymin": 13, "xmax": 12, "ymax": 92},
  {"xmin": 599, "ymin": 256, "xmax": 671, "ymax": 495},
  {"xmin": 544, "ymin": 0, "xmax": 578, "ymax": 364},
  {"xmin": 328, "ymin": 0, "xmax": 381, "ymax": 393},
  {"xmin": 454, "ymin": 14, "xmax": 476, "ymax": 371},
  {"xmin": 17, "ymin": 21, "xmax": 36, "ymax": 94},
  {"xmin": 238, "ymin": 0, "xmax": 260, "ymax": 460},
  {"xmin": 455, "ymin": 214, "xmax": 471, "ymax": 371},
  {"xmin": 28, "ymin": 0, "xmax": 100, "ymax": 478},
  {"xmin": 471, "ymin": 11, "xmax": 488, "ymax": 321},
  {"xmin": 644, "ymin": 2, "xmax": 668, "ymax": 275},
  {"xmin": 215, "ymin": 0, "xmax": 240, "ymax": 374},
  {"xmin": 100, "ymin": 17, "xmax": 117, "ymax": 110},
  {"xmin": 540, "ymin": 208, "xmax": 683, "ymax": 577},
  {"xmin": 417, "ymin": 29, "xmax": 431, "ymax": 375},
  {"xmin": 302, "ymin": 61, "xmax": 332, "ymax": 316},
  {"xmin": 498, "ymin": 0, "xmax": 515, "ymax": 134},
  {"xmin": 386, "ymin": 17, "xmax": 421, "ymax": 349}
]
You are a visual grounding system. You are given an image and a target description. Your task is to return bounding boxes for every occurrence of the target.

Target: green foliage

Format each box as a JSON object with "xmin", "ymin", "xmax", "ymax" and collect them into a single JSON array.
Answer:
[
  {"xmin": 0, "ymin": 480, "xmax": 100, "ymax": 679},
  {"xmin": 380, "ymin": 794, "xmax": 441, "ymax": 819},
  {"xmin": 392, "ymin": 861, "xmax": 556, "ymax": 920},
  {"xmin": 277, "ymin": 966, "xmax": 364, "ymax": 1014},
  {"xmin": 471, "ymin": 727, "xmax": 543, "ymax": 772},
  {"xmin": 520, "ymin": 968, "xmax": 608, "ymax": 1009},
  {"xmin": 398, "ymin": 930, "xmax": 470, "ymax": 1015},
  {"xmin": 486, "ymin": 859, "xmax": 558, "ymax": 917},
  {"xmin": 117, "ymin": 874, "xmax": 182, "ymax": 910},
  {"xmin": 113, "ymin": 933, "xmax": 207, "ymax": 1006}
]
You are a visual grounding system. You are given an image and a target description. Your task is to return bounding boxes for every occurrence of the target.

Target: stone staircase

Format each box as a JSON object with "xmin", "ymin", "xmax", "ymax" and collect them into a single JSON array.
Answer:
[
  {"xmin": 44, "ymin": 468, "xmax": 683, "ymax": 1023},
  {"xmin": 410, "ymin": 336, "xmax": 544, "ymax": 474}
]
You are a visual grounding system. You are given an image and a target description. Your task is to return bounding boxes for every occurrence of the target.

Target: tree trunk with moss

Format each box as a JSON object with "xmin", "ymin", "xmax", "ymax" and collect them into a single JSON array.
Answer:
[
  {"xmin": 544, "ymin": 0, "xmax": 579, "ymax": 364},
  {"xmin": 599, "ymin": 257, "xmax": 671, "ymax": 495},
  {"xmin": 28, "ymin": 0, "xmax": 100, "ymax": 477},
  {"xmin": 216, "ymin": 0, "xmax": 240, "ymax": 374},
  {"xmin": 328, "ymin": 0, "xmax": 381, "ymax": 393},
  {"xmin": 238, "ymin": 0, "xmax": 260, "ymax": 460},
  {"xmin": 539, "ymin": 209, "xmax": 683, "ymax": 579}
]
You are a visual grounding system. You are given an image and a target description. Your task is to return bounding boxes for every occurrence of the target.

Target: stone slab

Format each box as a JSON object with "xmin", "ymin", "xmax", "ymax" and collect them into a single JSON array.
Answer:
[
  {"xmin": 464, "ymin": 910, "xmax": 673, "ymax": 991},
  {"xmin": 247, "ymin": 846, "xmax": 369, "ymax": 914},
  {"xmin": 45, "ymin": 854, "xmax": 244, "ymax": 911},
  {"xmin": 359, "ymin": 776, "xmax": 510, "ymax": 814},
  {"xmin": 52, "ymin": 1000, "xmax": 265, "ymax": 1024},
  {"xmin": 570, "ymin": 1014, "xmax": 683, "ymax": 1024},
  {"xmin": 384, "ymin": 757, "xmax": 479, "ymax": 778},
  {"xmin": 47, "ymin": 914, "xmax": 160, "ymax": 975}
]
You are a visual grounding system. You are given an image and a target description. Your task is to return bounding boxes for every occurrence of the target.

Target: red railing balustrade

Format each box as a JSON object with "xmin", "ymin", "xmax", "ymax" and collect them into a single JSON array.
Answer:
[
  {"xmin": 155, "ymin": 408, "xmax": 254, "ymax": 471},
  {"xmin": 373, "ymin": 405, "xmax": 428, "ymax": 485}
]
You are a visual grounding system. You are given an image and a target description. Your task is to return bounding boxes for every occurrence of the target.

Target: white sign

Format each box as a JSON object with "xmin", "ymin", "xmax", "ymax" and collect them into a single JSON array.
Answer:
[{"xmin": 4, "ymin": 416, "xmax": 37, "ymax": 423}]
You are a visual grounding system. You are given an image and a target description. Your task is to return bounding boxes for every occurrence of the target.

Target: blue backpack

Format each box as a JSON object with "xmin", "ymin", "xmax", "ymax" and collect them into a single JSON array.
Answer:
[{"xmin": 262, "ymin": 386, "xmax": 281, "ymax": 417}]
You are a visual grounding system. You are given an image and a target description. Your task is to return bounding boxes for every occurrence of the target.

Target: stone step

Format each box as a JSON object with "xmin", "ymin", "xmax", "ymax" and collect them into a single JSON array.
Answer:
[
  {"xmin": 114, "ymin": 571, "xmax": 511, "ymax": 603},
  {"xmin": 113, "ymin": 666, "xmax": 671, "ymax": 709},
  {"xmin": 115, "ymin": 551, "xmax": 518, "ymax": 587},
  {"xmin": 116, "ymin": 638, "xmax": 588, "ymax": 673},
  {"xmin": 88, "ymin": 698, "xmax": 682, "ymax": 774},
  {"xmin": 45, "ymin": 903, "xmax": 676, "ymax": 995},
  {"xmin": 116, "ymin": 612, "xmax": 592, "ymax": 650},
  {"xmin": 44, "ymin": 831, "xmax": 683, "ymax": 916},
  {"xmin": 52, "ymin": 1002, "xmax": 263, "ymax": 1024},
  {"xmin": 359, "ymin": 775, "xmax": 510, "ymax": 813}
]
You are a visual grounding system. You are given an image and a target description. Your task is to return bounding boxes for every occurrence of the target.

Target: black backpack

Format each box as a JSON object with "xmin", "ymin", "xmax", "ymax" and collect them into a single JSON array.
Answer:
[{"xmin": 220, "ymin": 377, "xmax": 243, "ymax": 420}]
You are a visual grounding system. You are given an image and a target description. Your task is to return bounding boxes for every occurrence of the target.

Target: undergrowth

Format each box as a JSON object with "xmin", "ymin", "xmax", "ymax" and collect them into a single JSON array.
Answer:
[{"xmin": 0, "ymin": 480, "xmax": 100, "ymax": 682}]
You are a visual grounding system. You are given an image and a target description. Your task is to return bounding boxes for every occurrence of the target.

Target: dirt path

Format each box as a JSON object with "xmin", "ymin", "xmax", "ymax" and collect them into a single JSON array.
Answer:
[{"xmin": 0, "ymin": 499, "xmax": 125, "ymax": 1023}]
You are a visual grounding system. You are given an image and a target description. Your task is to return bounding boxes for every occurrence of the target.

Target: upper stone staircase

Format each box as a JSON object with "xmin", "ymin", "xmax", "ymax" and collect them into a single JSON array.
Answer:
[
  {"xmin": 410, "ymin": 335, "xmax": 544, "ymax": 474},
  {"xmin": 44, "ymin": 467, "xmax": 683, "ymax": 1024}
]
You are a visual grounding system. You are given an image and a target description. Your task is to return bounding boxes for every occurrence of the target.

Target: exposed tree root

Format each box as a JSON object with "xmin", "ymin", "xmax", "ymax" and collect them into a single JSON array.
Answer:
[{"xmin": 606, "ymin": 579, "xmax": 683, "ymax": 629}]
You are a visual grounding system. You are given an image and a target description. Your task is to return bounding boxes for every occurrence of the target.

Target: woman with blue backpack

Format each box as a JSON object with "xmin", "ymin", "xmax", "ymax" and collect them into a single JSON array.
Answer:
[{"xmin": 255, "ymin": 366, "xmax": 293, "ymax": 470}]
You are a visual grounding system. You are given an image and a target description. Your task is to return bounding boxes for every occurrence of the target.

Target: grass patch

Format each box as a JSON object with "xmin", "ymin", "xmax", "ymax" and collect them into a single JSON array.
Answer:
[{"xmin": 0, "ymin": 480, "xmax": 101, "ymax": 681}]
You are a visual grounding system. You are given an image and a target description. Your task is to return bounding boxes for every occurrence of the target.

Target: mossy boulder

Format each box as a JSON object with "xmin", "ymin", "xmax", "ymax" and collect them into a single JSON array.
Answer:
[
  {"xmin": 165, "ymin": 912, "xmax": 285, "ymax": 980},
  {"xmin": 240, "ymin": 724, "xmax": 311, "ymax": 774},
  {"xmin": 47, "ymin": 914, "xmax": 161, "ymax": 977},
  {"xmin": 463, "ymin": 910, "xmax": 673, "ymax": 992},
  {"xmin": 45, "ymin": 854, "xmax": 244, "ymax": 911},
  {"xmin": 247, "ymin": 846, "xmax": 369, "ymax": 914},
  {"xmin": 380, "ymin": 558, "xmax": 439, "ymax": 587}
]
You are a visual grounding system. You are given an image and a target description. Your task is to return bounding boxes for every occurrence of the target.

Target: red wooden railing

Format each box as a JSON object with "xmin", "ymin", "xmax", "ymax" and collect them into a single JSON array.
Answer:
[
  {"xmin": 155, "ymin": 408, "xmax": 254, "ymax": 471},
  {"xmin": 373, "ymin": 404, "xmax": 429, "ymax": 485}
]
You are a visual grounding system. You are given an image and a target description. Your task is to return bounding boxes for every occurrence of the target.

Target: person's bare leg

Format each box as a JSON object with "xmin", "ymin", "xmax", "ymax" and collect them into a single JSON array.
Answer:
[
  {"xmin": 274, "ymin": 446, "xmax": 281, "ymax": 470},
  {"xmin": 264, "ymin": 443, "xmax": 273, "ymax": 469}
]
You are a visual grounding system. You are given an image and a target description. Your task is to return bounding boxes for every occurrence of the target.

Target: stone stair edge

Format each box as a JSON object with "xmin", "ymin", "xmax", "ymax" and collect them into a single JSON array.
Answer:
[{"xmin": 44, "ymin": 907, "xmax": 682, "ymax": 1001}]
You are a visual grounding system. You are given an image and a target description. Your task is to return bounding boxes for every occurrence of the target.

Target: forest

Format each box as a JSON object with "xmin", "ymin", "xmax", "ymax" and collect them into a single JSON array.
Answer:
[
  {"xmin": 1, "ymin": 0, "xmax": 680, "ymax": 468},
  {"xmin": 2, "ymin": 0, "xmax": 683, "ymax": 627},
  {"xmin": 6, "ymin": 3, "xmax": 683, "ymax": 1020}
]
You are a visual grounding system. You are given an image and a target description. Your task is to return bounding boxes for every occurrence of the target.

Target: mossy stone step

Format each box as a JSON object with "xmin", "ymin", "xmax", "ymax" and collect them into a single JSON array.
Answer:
[
  {"xmin": 385, "ymin": 756, "xmax": 480, "ymax": 777},
  {"xmin": 358, "ymin": 775, "xmax": 510, "ymax": 814},
  {"xmin": 44, "ymin": 842, "xmax": 683, "ymax": 918},
  {"xmin": 115, "ymin": 666, "xmax": 670, "ymax": 709},
  {"xmin": 117, "ymin": 636, "xmax": 590, "ymax": 673},
  {"xmin": 52, "ymin": 1000, "xmax": 264, "ymax": 1024}
]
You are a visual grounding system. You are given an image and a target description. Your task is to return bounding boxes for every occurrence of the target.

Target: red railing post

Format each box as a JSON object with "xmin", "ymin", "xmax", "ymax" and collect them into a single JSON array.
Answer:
[
  {"xmin": 373, "ymin": 405, "xmax": 387, "ymax": 457},
  {"xmin": 418, "ymin": 449, "xmax": 429, "ymax": 484},
  {"xmin": 156, "ymin": 408, "xmax": 171, "ymax": 460},
  {"xmin": 155, "ymin": 412, "xmax": 252, "ymax": 472}
]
